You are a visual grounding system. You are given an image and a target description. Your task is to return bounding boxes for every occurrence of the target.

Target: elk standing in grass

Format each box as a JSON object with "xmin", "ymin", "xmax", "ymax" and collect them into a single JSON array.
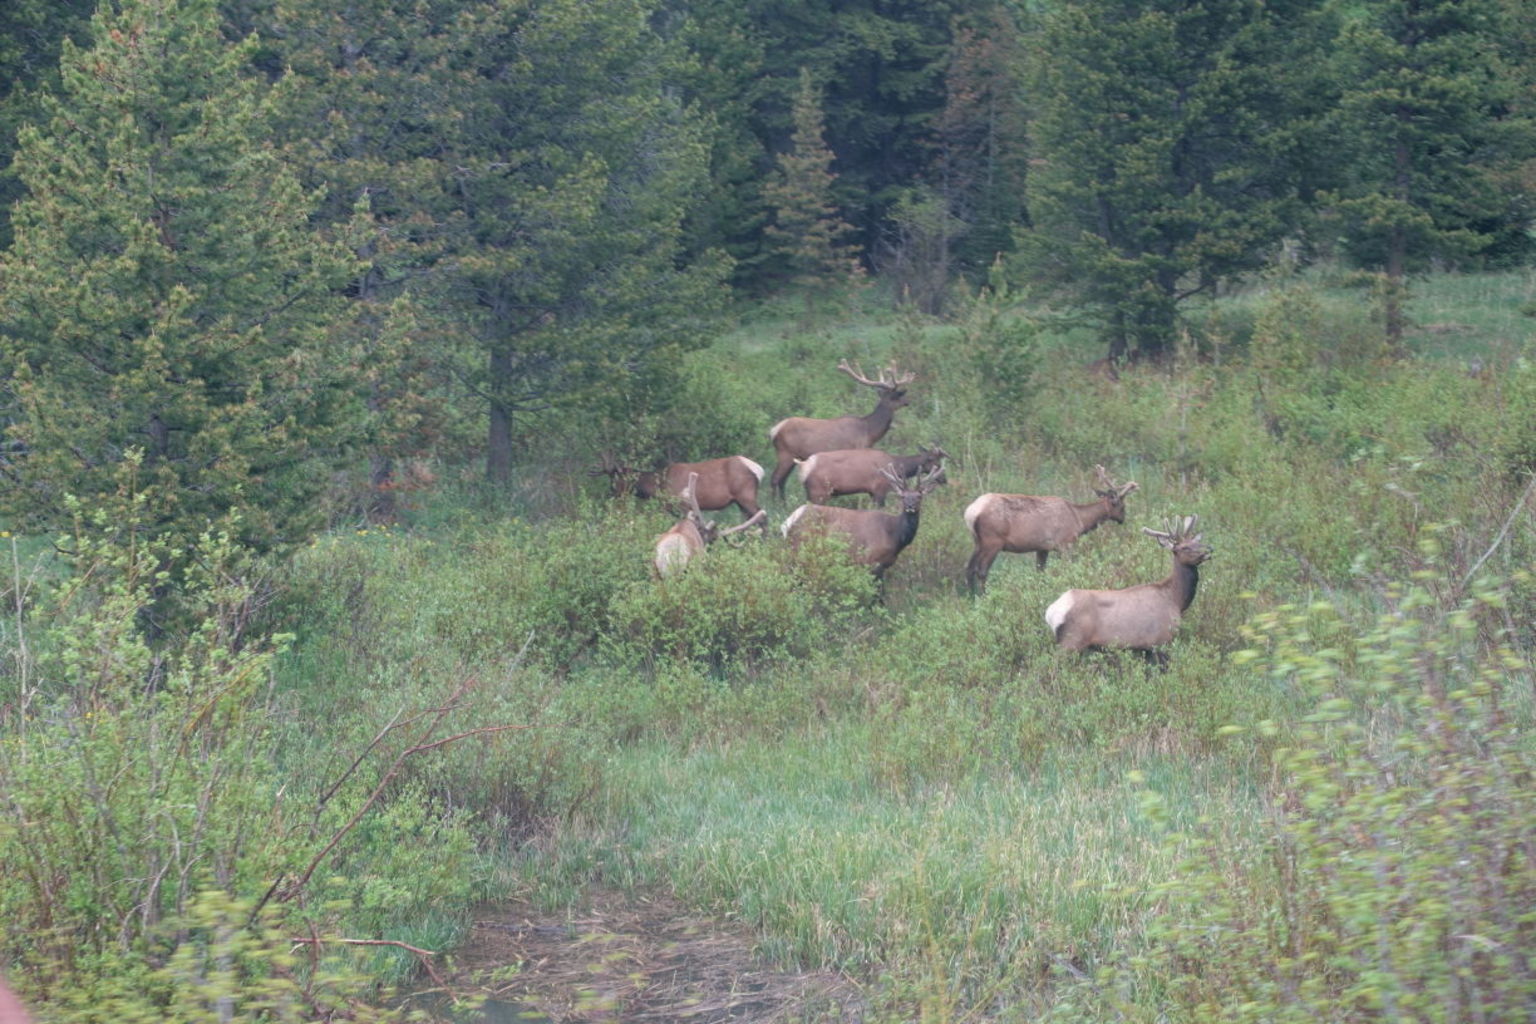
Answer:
[
  {"xmin": 600, "ymin": 454, "xmax": 766, "ymax": 523},
  {"xmin": 653, "ymin": 474, "xmax": 767, "ymax": 577},
  {"xmin": 798, "ymin": 444, "xmax": 949, "ymax": 506},
  {"xmin": 1044, "ymin": 515, "xmax": 1210, "ymax": 666},
  {"xmin": 768, "ymin": 360, "xmax": 916, "ymax": 499},
  {"xmin": 781, "ymin": 464, "xmax": 944, "ymax": 579},
  {"xmin": 963, "ymin": 466, "xmax": 1139, "ymax": 594}
]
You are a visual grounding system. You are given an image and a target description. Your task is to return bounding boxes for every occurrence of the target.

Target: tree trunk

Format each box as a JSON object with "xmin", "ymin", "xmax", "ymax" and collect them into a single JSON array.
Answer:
[{"xmin": 487, "ymin": 346, "xmax": 513, "ymax": 487}]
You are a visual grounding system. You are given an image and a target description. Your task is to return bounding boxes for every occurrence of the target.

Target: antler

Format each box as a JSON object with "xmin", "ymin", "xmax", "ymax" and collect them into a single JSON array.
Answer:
[
  {"xmin": 718, "ymin": 509, "xmax": 768, "ymax": 538},
  {"xmin": 837, "ymin": 359, "xmax": 916, "ymax": 391},
  {"xmin": 1094, "ymin": 464, "xmax": 1139, "ymax": 498},
  {"xmin": 916, "ymin": 462, "xmax": 947, "ymax": 494},
  {"xmin": 883, "ymin": 462, "xmax": 945, "ymax": 495},
  {"xmin": 1142, "ymin": 514, "xmax": 1201, "ymax": 548},
  {"xmin": 680, "ymin": 472, "xmax": 703, "ymax": 519}
]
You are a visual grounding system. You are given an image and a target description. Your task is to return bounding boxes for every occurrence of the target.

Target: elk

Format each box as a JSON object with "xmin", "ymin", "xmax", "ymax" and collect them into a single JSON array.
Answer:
[
  {"xmin": 653, "ymin": 474, "xmax": 768, "ymax": 577},
  {"xmin": 598, "ymin": 454, "xmax": 766, "ymax": 523},
  {"xmin": 798, "ymin": 444, "xmax": 949, "ymax": 506},
  {"xmin": 963, "ymin": 466, "xmax": 1139, "ymax": 594},
  {"xmin": 768, "ymin": 360, "xmax": 916, "ymax": 499},
  {"xmin": 1044, "ymin": 515, "xmax": 1211, "ymax": 666},
  {"xmin": 781, "ymin": 464, "xmax": 944, "ymax": 579}
]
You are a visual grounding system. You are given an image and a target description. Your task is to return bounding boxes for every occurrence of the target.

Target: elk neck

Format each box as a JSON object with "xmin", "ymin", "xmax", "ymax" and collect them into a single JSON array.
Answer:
[
  {"xmin": 892, "ymin": 501, "xmax": 922, "ymax": 549},
  {"xmin": 1169, "ymin": 560, "xmax": 1202, "ymax": 612},
  {"xmin": 861, "ymin": 396, "xmax": 898, "ymax": 442}
]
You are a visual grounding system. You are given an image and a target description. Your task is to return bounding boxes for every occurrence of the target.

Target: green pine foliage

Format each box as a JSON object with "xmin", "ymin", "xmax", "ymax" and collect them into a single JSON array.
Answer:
[
  {"xmin": 1327, "ymin": 0, "xmax": 1536, "ymax": 348},
  {"xmin": 760, "ymin": 68, "xmax": 865, "ymax": 304},
  {"xmin": 1021, "ymin": 0, "xmax": 1335, "ymax": 361},
  {"xmin": 0, "ymin": 0, "xmax": 366, "ymax": 559}
]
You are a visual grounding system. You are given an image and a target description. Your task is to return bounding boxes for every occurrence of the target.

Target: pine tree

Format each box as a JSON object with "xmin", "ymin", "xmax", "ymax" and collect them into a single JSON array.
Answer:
[
  {"xmin": 1329, "ymin": 0, "xmax": 1534, "ymax": 350},
  {"xmin": 435, "ymin": 0, "xmax": 730, "ymax": 486},
  {"xmin": 1023, "ymin": 0, "xmax": 1334, "ymax": 361},
  {"xmin": 760, "ymin": 67, "xmax": 863, "ymax": 307},
  {"xmin": 0, "ymin": 0, "xmax": 365, "ymax": 556}
]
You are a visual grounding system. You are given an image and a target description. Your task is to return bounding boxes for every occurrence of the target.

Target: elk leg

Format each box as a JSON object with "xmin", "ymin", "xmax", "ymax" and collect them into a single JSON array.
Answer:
[
  {"xmin": 966, "ymin": 544, "xmax": 1000, "ymax": 595},
  {"xmin": 1035, "ymin": 550, "xmax": 1049, "ymax": 570},
  {"xmin": 771, "ymin": 457, "xmax": 795, "ymax": 499}
]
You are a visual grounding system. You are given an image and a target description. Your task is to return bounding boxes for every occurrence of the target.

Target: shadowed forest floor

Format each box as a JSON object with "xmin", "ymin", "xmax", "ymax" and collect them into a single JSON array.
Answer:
[{"xmin": 437, "ymin": 889, "xmax": 866, "ymax": 1023}]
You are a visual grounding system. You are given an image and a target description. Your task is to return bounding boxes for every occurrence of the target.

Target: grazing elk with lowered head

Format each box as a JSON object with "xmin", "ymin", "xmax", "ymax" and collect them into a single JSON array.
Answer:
[
  {"xmin": 963, "ymin": 466, "xmax": 1139, "ymax": 594},
  {"xmin": 653, "ymin": 474, "xmax": 768, "ymax": 577},
  {"xmin": 598, "ymin": 453, "xmax": 767, "ymax": 523},
  {"xmin": 781, "ymin": 464, "xmax": 944, "ymax": 579},
  {"xmin": 768, "ymin": 360, "xmax": 916, "ymax": 499},
  {"xmin": 798, "ymin": 444, "xmax": 949, "ymax": 506},
  {"xmin": 1044, "ymin": 515, "xmax": 1211, "ymax": 667}
]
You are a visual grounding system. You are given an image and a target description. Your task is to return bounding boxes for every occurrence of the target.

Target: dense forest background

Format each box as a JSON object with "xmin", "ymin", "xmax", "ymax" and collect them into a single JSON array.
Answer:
[{"xmin": 2, "ymin": 0, "xmax": 1536, "ymax": 1021}]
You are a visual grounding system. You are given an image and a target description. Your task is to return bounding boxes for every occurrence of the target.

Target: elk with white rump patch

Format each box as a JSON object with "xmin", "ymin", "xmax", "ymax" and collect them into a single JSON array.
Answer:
[
  {"xmin": 1044, "ymin": 515, "xmax": 1211, "ymax": 666},
  {"xmin": 963, "ymin": 466, "xmax": 1139, "ymax": 594},
  {"xmin": 768, "ymin": 360, "xmax": 916, "ymax": 499},
  {"xmin": 653, "ymin": 474, "xmax": 768, "ymax": 577},
  {"xmin": 598, "ymin": 454, "xmax": 767, "ymax": 523},
  {"xmin": 798, "ymin": 444, "xmax": 949, "ymax": 506},
  {"xmin": 781, "ymin": 464, "xmax": 944, "ymax": 579}
]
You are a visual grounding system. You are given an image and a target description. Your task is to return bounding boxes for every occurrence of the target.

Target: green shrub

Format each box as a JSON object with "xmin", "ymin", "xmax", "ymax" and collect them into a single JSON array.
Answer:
[
  {"xmin": 1085, "ymin": 560, "xmax": 1536, "ymax": 1022},
  {"xmin": 604, "ymin": 537, "xmax": 876, "ymax": 674}
]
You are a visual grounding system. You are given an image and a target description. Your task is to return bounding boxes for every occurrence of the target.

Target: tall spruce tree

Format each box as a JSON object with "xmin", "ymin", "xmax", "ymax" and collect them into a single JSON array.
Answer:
[
  {"xmin": 761, "ymin": 68, "xmax": 864, "ymax": 305},
  {"xmin": 1329, "ymin": 0, "xmax": 1534, "ymax": 349},
  {"xmin": 1023, "ymin": 0, "xmax": 1333, "ymax": 361},
  {"xmin": 0, "ymin": 0, "xmax": 95, "ymax": 250},
  {"xmin": 0, "ymin": 0, "xmax": 365, "ymax": 554},
  {"xmin": 436, "ymin": 0, "xmax": 730, "ymax": 486},
  {"xmin": 260, "ymin": 0, "xmax": 476, "ymax": 518}
]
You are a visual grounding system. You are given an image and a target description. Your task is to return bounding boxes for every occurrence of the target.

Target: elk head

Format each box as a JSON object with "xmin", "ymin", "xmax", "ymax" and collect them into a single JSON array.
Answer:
[{"xmin": 1093, "ymin": 464, "xmax": 1139, "ymax": 523}]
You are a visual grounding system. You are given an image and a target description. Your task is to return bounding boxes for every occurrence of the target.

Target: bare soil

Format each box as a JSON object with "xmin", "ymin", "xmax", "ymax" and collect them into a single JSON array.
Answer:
[{"xmin": 439, "ymin": 888, "xmax": 868, "ymax": 1023}]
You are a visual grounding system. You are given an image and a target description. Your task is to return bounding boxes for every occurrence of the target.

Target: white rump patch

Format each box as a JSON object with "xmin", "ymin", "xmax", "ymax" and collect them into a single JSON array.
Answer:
[
  {"xmin": 769, "ymin": 419, "xmax": 790, "ymax": 441},
  {"xmin": 1044, "ymin": 591, "xmax": 1074, "ymax": 636},
  {"xmin": 781, "ymin": 504, "xmax": 810, "ymax": 537},
  {"xmin": 963, "ymin": 494, "xmax": 994, "ymax": 533},
  {"xmin": 737, "ymin": 456, "xmax": 766, "ymax": 481},
  {"xmin": 799, "ymin": 454, "xmax": 820, "ymax": 476}
]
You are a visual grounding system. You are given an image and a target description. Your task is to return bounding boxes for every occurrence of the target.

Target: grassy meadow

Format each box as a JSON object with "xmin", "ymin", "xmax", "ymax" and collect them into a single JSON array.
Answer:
[{"xmin": 4, "ymin": 267, "xmax": 1536, "ymax": 1021}]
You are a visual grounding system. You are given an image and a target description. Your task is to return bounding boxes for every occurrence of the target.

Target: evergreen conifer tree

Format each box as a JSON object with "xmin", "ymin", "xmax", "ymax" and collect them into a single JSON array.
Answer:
[
  {"xmin": 761, "ymin": 68, "xmax": 864, "ymax": 307},
  {"xmin": 1023, "ymin": 0, "xmax": 1333, "ymax": 361},
  {"xmin": 0, "ymin": 0, "xmax": 365, "ymax": 555},
  {"xmin": 1329, "ymin": 0, "xmax": 1534, "ymax": 350}
]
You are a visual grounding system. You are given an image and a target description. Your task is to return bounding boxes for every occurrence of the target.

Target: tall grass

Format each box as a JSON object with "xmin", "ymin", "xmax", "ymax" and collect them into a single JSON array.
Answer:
[{"xmin": 3, "ymin": 268, "xmax": 1534, "ymax": 1020}]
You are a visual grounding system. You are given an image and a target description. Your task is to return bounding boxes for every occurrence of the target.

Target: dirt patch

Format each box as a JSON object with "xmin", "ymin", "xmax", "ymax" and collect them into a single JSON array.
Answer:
[{"xmin": 442, "ymin": 888, "xmax": 867, "ymax": 1023}]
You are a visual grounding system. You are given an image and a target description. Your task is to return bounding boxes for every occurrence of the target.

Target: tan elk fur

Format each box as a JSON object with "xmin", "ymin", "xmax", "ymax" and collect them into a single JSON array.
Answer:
[
  {"xmin": 798, "ymin": 445, "xmax": 948, "ymax": 506},
  {"xmin": 964, "ymin": 466, "xmax": 1138, "ymax": 593},
  {"xmin": 653, "ymin": 473, "xmax": 767, "ymax": 577},
  {"xmin": 768, "ymin": 360, "xmax": 915, "ymax": 498},
  {"xmin": 602, "ymin": 455, "xmax": 766, "ymax": 522},
  {"xmin": 1044, "ymin": 515, "xmax": 1211, "ymax": 663},
  {"xmin": 782, "ymin": 464, "xmax": 944, "ymax": 578}
]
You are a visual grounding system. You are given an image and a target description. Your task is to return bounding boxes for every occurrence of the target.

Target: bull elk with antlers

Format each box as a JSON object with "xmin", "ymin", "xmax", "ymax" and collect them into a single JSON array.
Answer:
[
  {"xmin": 963, "ymin": 466, "xmax": 1139, "ymax": 594},
  {"xmin": 768, "ymin": 360, "xmax": 916, "ymax": 499},
  {"xmin": 653, "ymin": 474, "xmax": 768, "ymax": 577},
  {"xmin": 781, "ymin": 464, "xmax": 944, "ymax": 579},
  {"xmin": 598, "ymin": 454, "xmax": 766, "ymax": 523},
  {"xmin": 798, "ymin": 444, "xmax": 949, "ymax": 506},
  {"xmin": 1044, "ymin": 515, "xmax": 1211, "ymax": 666}
]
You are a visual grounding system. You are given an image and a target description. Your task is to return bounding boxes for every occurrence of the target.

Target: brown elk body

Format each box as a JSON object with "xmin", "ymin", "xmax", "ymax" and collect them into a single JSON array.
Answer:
[
  {"xmin": 781, "ymin": 465, "xmax": 944, "ymax": 578},
  {"xmin": 799, "ymin": 445, "xmax": 949, "ymax": 506},
  {"xmin": 653, "ymin": 474, "xmax": 767, "ymax": 577},
  {"xmin": 1044, "ymin": 516, "xmax": 1210, "ymax": 665},
  {"xmin": 604, "ymin": 455, "xmax": 766, "ymax": 522},
  {"xmin": 963, "ymin": 466, "xmax": 1138, "ymax": 594},
  {"xmin": 768, "ymin": 361, "xmax": 915, "ymax": 499}
]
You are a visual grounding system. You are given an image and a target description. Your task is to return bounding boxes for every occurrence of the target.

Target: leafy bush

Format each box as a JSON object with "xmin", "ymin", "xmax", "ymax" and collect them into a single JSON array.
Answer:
[
  {"xmin": 1087, "ymin": 557, "xmax": 1536, "ymax": 1022},
  {"xmin": 604, "ymin": 537, "xmax": 876, "ymax": 674}
]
